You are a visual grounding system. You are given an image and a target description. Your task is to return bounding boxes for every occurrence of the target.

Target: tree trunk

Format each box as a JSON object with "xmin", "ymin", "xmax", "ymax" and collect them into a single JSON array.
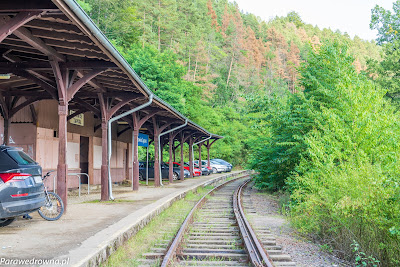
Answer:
[
  {"xmin": 193, "ymin": 57, "xmax": 198, "ymax": 82},
  {"xmin": 188, "ymin": 48, "xmax": 191, "ymax": 75},
  {"xmin": 226, "ymin": 52, "xmax": 234, "ymax": 88},
  {"xmin": 158, "ymin": 0, "xmax": 161, "ymax": 51},
  {"xmin": 142, "ymin": 10, "xmax": 146, "ymax": 49}
]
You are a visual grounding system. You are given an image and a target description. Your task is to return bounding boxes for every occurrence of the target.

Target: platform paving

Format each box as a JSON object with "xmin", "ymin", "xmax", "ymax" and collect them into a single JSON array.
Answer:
[{"xmin": 0, "ymin": 171, "xmax": 246, "ymax": 267}]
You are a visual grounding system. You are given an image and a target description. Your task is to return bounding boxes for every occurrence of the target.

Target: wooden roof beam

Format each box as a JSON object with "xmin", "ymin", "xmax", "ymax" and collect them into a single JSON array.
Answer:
[
  {"xmin": 67, "ymin": 68, "xmax": 107, "ymax": 102},
  {"xmin": 13, "ymin": 70, "xmax": 57, "ymax": 99},
  {"xmin": 0, "ymin": 1, "xmax": 58, "ymax": 12},
  {"xmin": 12, "ymin": 26, "xmax": 65, "ymax": 62},
  {"xmin": 0, "ymin": 60, "xmax": 117, "ymax": 71},
  {"xmin": 0, "ymin": 12, "xmax": 41, "ymax": 43}
]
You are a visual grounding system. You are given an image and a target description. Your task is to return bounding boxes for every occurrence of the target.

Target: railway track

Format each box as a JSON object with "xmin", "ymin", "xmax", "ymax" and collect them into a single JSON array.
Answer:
[
  {"xmin": 137, "ymin": 173, "xmax": 295, "ymax": 266},
  {"xmin": 161, "ymin": 174, "xmax": 272, "ymax": 266}
]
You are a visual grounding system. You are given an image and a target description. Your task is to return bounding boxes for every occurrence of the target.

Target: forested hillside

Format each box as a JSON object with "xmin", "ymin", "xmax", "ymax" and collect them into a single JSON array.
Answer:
[
  {"xmin": 77, "ymin": 0, "xmax": 400, "ymax": 265},
  {"xmin": 77, "ymin": 0, "xmax": 380, "ymax": 166}
]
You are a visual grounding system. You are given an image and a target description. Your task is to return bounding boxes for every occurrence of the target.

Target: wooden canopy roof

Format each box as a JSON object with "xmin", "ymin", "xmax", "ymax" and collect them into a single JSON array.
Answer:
[{"xmin": 0, "ymin": 0, "xmax": 222, "ymax": 143}]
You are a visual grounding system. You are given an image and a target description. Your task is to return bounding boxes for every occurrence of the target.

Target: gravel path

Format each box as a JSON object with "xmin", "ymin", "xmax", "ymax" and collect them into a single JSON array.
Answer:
[{"xmin": 246, "ymin": 182, "xmax": 349, "ymax": 267}]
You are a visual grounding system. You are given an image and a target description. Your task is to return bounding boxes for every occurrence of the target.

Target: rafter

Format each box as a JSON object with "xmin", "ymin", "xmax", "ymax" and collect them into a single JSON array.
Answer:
[
  {"xmin": 13, "ymin": 26, "xmax": 65, "ymax": 61},
  {"xmin": 67, "ymin": 68, "xmax": 106, "ymax": 102},
  {"xmin": 10, "ymin": 96, "xmax": 44, "ymax": 117},
  {"xmin": 108, "ymin": 97, "xmax": 137, "ymax": 119},
  {"xmin": 74, "ymin": 98, "xmax": 100, "ymax": 116},
  {"xmin": 0, "ymin": 12, "xmax": 41, "ymax": 43},
  {"xmin": 13, "ymin": 70, "xmax": 57, "ymax": 99}
]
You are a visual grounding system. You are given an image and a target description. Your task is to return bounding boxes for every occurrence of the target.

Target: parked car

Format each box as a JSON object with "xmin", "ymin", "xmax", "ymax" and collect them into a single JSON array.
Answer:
[
  {"xmin": 202, "ymin": 160, "xmax": 227, "ymax": 174},
  {"xmin": 0, "ymin": 145, "xmax": 46, "ymax": 227},
  {"xmin": 138, "ymin": 161, "xmax": 189, "ymax": 181},
  {"xmin": 193, "ymin": 160, "xmax": 213, "ymax": 174},
  {"xmin": 194, "ymin": 159, "xmax": 227, "ymax": 174},
  {"xmin": 194, "ymin": 163, "xmax": 211, "ymax": 176},
  {"xmin": 212, "ymin": 158, "xmax": 232, "ymax": 172},
  {"xmin": 173, "ymin": 162, "xmax": 202, "ymax": 176}
]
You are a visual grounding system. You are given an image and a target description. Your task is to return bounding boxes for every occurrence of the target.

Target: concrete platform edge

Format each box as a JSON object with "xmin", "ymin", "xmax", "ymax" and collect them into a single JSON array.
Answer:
[{"xmin": 53, "ymin": 171, "xmax": 247, "ymax": 267}]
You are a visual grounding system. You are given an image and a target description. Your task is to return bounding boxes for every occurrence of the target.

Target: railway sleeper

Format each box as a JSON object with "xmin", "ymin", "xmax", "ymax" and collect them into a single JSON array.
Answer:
[
  {"xmin": 150, "ymin": 247, "xmax": 167, "ymax": 253},
  {"xmin": 175, "ymin": 260, "xmax": 249, "ymax": 266},
  {"xmin": 142, "ymin": 252, "xmax": 165, "ymax": 259},
  {"xmin": 178, "ymin": 252, "xmax": 248, "ymax": 261},
  {"xmin": 185, "ymin": 239, "xmax": 243, "ymax": 245},
  {"xmin": 185, "ymin": 244, "xmax": 243, "ymax": 249},
  {"xmin": 269, "ymin": 254, "xmax": 293, "ymax": 261},
  {"xmin": 189, "ymin": 232, "xmax": 241, "ymax": 239},
  {"xmin": 190, "ymin": 227, "xmax": 238, "ymax": 232},
  {"xmin": 182, "ymin": 248, "xmax": 246, "ymax": 254}
]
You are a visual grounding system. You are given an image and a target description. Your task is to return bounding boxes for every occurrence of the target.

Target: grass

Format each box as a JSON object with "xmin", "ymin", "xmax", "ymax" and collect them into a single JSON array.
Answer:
[{"xmin": 101, "ymin": 185, "xmax": 212, "ymax": 267}]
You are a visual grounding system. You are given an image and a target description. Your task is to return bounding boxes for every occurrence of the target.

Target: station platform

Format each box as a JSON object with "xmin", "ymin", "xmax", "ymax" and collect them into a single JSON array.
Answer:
[{"xmin": 0, "ymin": 171, "xmax": 247, "ymax": 267}]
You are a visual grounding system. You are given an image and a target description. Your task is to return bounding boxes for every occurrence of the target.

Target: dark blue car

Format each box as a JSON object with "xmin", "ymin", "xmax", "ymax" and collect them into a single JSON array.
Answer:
[
  {"xmin": 139, "ymin": 161, "xmax": 190, "ymax": 181},
  {"xmin": 0, "ymin": 146, "xmax": 46, "ymax": 227}
]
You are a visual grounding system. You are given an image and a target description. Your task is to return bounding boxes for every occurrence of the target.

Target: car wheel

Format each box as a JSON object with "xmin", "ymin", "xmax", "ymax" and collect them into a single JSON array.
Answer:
[
  {"xmin": 212, "ymin": 167, "xmax": 217, "ymax": 174},
  {"xmin": 0, "ymin": 218, "xmax": 15, "ymax": 227},
  {"xmin": 139, "ymin": 173, "xmax": 144, "ymax": 181},
  {"xmin": 173, "ymin": 172, "xmax": 178, "ymax": 181}
]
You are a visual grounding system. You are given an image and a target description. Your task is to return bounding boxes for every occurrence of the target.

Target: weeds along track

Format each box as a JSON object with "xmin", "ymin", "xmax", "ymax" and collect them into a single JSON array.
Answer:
[{"xmin": 158, "ymin": 174, "xmax": 273, "ymax": 267}]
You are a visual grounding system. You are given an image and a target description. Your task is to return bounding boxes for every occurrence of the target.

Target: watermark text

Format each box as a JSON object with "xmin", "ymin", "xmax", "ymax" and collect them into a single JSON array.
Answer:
[{"xmin": 0, "ymin": 257, "xmax": 69, "ymax": 266}]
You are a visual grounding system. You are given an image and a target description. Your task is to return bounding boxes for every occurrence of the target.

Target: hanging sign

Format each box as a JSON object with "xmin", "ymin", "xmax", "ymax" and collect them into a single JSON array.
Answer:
[
  {"xmin": 69, "ymin": 110, "xmax": 84, "ymax": 126},
  {"xmin": 138, "ymin": 133, "xmax": 149, "ymax": 147}
]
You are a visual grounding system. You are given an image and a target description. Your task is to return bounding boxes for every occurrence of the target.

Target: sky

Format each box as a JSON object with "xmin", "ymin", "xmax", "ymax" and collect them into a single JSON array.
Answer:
[{"xmin": 232, "ymin": 0, "xmax": 395, "ymax": 41}]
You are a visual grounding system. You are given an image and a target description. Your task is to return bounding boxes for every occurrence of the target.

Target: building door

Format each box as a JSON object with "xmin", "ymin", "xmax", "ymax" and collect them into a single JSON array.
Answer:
[{"xmin": 80, "ymin": 136, "xmax": 89, "ymax": 184}]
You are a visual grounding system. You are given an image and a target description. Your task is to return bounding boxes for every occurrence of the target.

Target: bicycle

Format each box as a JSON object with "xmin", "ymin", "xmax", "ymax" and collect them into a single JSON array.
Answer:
[{"xmin": 38, "ymin": 171, "xmax": 64, "ymax": 221}]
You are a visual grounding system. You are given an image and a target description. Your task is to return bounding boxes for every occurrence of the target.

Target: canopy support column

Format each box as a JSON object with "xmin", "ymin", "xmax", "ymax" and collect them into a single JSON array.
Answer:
[
  {"xmin": 168, "ymin": 133, "xmax": 174, "ymax": 183},
  {"xmin": 198, "ymin": 143, "xmax": 202, "ymax": 170},
  {"xmin": 132, "ymin": 129, "xmax": 139, "ymax": 191},
  {"xmin": 189, "ymin": 137, "xmax": 194, "ymax": 178},
  {"xmin": 100, "ymin": 120, "xmax": 108, "ymax": 201},
  {"xmin": 180, "ymin": 133, "xmax": 185, "ymax": 180},
  {"xmin": 132, "ymin": 111, "xmax": 158, "ymax": 190},
  {"xmin": 154, "ymin": 131, "xmax": 161, "ymax": 187},
  {"xmin": 57, "ymin": 103, "xmax": 68, "ymax": 208}
]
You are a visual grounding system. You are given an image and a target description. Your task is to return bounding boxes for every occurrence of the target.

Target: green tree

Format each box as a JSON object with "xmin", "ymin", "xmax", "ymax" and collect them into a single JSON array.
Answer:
[{"xmin": 369, "ymin": 1, "xmax": 400, "ymax": 106}]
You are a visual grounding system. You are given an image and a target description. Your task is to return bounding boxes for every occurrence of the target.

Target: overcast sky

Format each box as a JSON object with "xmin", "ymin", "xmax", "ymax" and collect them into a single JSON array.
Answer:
[{"xmin": 231, "ymin": 0, "xmax": 395, "ymax": 41}]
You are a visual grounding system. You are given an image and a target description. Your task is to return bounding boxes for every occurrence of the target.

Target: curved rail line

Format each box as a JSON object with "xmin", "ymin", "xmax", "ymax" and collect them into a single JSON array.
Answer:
[
  {"xmin": 161, "ymin": 174, "xmax": 273, "ymax": 267},
  {"xmin": 234, "ymin": 179, "xmax": 273, "ymax": 267}
]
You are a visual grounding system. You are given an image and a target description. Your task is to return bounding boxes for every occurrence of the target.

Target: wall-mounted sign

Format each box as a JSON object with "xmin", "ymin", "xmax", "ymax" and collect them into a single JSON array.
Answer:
[
  {"xmin": 69, "ymin": 110, "xmax": 84, "ymax": 126},
  {"xmin": 0, "ymin": 74, "xmax": 10, "ymax": 79},
  {"xmin": 138, "ymin": 133, "xmax": 149, "ymax": 147}
]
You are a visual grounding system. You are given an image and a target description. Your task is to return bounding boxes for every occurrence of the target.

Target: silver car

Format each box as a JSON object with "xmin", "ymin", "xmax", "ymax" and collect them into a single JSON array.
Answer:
[{"xmin": 194, "ymin": 160, "xmax": 227, "ymax": 174}]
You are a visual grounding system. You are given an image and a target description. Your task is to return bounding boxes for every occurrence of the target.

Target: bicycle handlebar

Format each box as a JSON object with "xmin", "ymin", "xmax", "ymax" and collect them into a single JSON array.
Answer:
[{"xmin": 43, "ymin": 170, "xmax": 55, "ymax": 180}]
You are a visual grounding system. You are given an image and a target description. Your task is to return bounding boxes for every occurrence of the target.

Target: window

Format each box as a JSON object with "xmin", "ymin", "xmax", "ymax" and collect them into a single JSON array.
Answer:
[{"xmin": 7, "ymin": 150, "xmax": 35, "ymax": 165}]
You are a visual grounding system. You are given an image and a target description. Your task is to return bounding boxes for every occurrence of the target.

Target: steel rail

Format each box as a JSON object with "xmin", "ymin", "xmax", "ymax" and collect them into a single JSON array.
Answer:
[
  {"xmin": 234, "ymin": 179, "xmax": 274, "ymax": 267},
  {"xmin": 160, "ymin": 173, "xmax": 250, "ymax": 267}
]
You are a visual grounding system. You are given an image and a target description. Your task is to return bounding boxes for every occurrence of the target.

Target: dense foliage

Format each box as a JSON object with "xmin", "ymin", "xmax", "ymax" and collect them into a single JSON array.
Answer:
[
  {"xmin": 77, "ymin": 0, "xmax": 400, "ymax": 264},
  {"xmin": 77, "ymin": 0, "xmax": 380, "ymax": 166},
  {"xmin": 250, "ymin": 2, "xmax": 400, "ymax": 265}
]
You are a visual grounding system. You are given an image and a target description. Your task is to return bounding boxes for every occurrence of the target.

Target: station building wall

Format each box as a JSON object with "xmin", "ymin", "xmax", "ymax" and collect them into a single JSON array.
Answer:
[{"xmin": 1, "ymin": 99, "xmax": 133, "ymax": 191}]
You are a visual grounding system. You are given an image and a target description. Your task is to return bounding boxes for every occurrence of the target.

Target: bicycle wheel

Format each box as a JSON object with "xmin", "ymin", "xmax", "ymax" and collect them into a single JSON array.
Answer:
[{"xmin": 38, "ymin": 192, "xmax": 64, "ymax": 221}]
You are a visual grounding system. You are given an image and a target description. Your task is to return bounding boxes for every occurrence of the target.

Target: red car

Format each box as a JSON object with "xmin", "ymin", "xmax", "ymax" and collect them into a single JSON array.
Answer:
[{"xmin": 173, "ymin": 162, "xmax": 202, "ymax": 176}]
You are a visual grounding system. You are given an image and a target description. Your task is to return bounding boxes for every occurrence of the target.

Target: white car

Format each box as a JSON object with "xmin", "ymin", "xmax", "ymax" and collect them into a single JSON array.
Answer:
[{"xmin": 194, "ymin": 160, "xmax": 227, "ymax": 174}]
